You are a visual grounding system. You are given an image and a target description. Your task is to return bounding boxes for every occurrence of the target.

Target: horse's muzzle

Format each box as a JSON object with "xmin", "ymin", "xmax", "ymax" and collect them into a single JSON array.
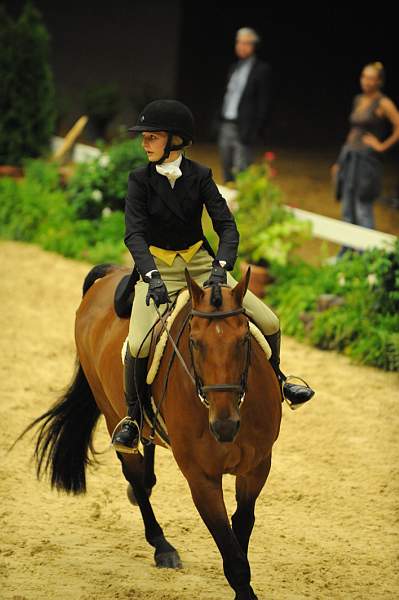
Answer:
[{"xmin": 210, "ymin": 418, "xmax": 240, "ymax": 443}]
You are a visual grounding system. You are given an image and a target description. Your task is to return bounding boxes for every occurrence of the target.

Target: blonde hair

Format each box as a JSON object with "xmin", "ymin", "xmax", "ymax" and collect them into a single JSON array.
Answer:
[
  {"xmin": 365, "ymin": 61, "xmax": 385, "ymax": 86},
  {"xmin": 172, "ymin": 134, "xmax": 191, "ymax": 150}
]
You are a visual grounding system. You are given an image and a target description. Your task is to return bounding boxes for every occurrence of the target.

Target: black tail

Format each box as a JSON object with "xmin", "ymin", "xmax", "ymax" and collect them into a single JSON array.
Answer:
[
  {"xmin": 15, "ymin": 361, "xmax": 101, "ymax": 494},
  {"xmin": 13, "ymin": 263, "xmax": 116, "ymax": 494},
  {"xmin": 82, "ymin": 262, "xmax": 117, "ymax": 296}
]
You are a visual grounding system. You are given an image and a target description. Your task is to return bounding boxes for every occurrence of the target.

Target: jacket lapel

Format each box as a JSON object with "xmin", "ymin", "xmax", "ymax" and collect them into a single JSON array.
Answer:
[
  {"xmin": 149, "ymin": 164, "xmax": 186, "ymax": 222},
  {"xmin": 148, "ymin": 158, "xmax": 197, "ymax": 222},
  {"xmin": 173, "ymin": 157, "xmax": 198, "ymax": 216},
  {"xmin": 240, "ymin": 58, "xmax": 257, "ymax": 99}
]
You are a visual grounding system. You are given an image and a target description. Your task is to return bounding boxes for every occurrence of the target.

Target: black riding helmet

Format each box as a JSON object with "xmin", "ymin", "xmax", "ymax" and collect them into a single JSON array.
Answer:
[{"xmin": 128, "ymin": 99, "xmax": 195, "ymax": 164}]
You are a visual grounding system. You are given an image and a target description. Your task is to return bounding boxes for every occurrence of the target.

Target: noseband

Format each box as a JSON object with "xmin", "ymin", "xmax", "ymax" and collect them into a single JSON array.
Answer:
[{"xmin": 189, "ymin": 307, "xmax": 251, "ymax": 409}]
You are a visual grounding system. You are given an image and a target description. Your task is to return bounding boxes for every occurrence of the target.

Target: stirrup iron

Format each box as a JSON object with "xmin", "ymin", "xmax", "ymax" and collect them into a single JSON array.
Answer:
[
  {"xmin": 111, "ymin": 416, "xmax": 140, "ymax": 454},
  {"xmin": 282, "ymin": 375, "xmax": 313, "ymax": 411}
]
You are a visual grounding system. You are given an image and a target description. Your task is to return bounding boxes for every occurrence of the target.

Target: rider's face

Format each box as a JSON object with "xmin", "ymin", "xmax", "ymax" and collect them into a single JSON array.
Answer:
[{"xmin": 141, "ymin": 131, "xmax": 168, "ymax": 162}]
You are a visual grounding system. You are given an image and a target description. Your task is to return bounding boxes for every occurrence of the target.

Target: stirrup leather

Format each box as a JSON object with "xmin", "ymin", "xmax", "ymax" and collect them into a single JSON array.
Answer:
[
  {"xmin": 282, "ymin": 375, "xmax": 313, "ymax": 411},
  {"xmin": 111, "ymin": 416, "xmax": 140, "ymax": 454}
]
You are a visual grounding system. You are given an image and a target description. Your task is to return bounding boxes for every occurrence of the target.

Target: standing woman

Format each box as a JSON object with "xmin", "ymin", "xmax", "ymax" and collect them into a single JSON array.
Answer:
[
  {"xmin": 112, "ymin": 99, "xmax": 314, "ymax": 453},
  {"xmin": 332, "ymin": 62, "xmax": 399, "ymax": 251}
]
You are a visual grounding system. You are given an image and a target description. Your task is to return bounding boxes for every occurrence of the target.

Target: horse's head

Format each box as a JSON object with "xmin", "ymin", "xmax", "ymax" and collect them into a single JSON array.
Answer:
[{"xmin": 185, "ymin": 268, "xmax": 251, "ymax": 443}]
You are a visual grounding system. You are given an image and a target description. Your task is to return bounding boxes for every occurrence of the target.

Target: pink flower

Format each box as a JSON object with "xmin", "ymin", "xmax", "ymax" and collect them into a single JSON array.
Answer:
[{"xmin": 264, "ymin": 151, "xmax": 276, "ymax": 162}]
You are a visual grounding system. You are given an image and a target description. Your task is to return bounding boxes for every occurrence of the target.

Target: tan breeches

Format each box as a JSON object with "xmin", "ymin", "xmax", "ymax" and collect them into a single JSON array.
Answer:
[{"xmin": 128, "ymin": 250, "xmax": 279, "ymax": 357}]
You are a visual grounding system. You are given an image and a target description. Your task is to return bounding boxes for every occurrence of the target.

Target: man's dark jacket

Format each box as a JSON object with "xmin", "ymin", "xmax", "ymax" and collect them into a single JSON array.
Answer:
[
  {"xmin": 124, "ymin": 157, "xmax": 239, "ymax": 277},
  {"xmin": 222, "ymin": 57, "xmax": 271, "ymax": 145}
]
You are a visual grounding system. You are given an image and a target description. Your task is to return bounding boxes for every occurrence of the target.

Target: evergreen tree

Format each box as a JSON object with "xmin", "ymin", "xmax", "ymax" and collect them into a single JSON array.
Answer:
[{"xmin": 0, "ymin": 2, "xmax": 56, "ymax": 166}]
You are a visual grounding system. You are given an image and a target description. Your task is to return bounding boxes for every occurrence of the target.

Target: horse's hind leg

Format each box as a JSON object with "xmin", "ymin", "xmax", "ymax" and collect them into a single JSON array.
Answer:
[
  {"xmin": 232, "ymin": 455, "xmax": 272, "ymax": 557},
  {"xmin": 116, "ymin": 452, "xmax": 182, "ymax": 569}
]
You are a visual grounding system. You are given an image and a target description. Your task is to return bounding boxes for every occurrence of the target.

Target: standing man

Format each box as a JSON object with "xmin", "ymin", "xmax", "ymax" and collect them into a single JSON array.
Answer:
[{"xmin": 218, "ymin": 27, "xmax": 271, "ymax": 183}]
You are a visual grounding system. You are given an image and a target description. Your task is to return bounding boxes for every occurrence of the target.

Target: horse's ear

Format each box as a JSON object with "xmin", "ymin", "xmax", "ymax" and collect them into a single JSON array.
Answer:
[
  {"xmin": 185, "ymin": 268, "xmax": 204, "ymax": 307},
  {"xmin": 232, "ymin": 267, "xmax": 251, "ymax": 305}
]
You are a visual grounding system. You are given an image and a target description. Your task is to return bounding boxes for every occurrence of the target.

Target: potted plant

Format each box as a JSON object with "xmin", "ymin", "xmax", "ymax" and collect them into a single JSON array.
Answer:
[{"xmin": 234, "ymin": 153, "xmax": 311, "ymax": 297}]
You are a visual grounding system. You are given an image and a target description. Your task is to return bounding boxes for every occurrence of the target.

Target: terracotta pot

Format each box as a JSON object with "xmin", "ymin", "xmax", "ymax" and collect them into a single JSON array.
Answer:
[
  {"xmin": 0, "ymin": 164, "xmax": 73, "ymax": 186},
  {"xmin": 0, "ymin": 165, "xmax": 24, "ymax": 179},
  {"xmin": 239, "ymin": 261, "xmax": 274, "ymax": 298},
  {"xmin": 58, "ymin": 165, "xmax": 75, "ymax": 187}
]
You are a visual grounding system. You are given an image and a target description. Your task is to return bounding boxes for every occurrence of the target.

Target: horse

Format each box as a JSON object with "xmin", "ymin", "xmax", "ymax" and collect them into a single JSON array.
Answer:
[{"xmin": 21, "ymin": 263, "xmax": 282, "ymax": 600}]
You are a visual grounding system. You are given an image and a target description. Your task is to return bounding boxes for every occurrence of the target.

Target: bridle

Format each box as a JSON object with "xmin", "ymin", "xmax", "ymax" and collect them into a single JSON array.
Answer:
[
  {"xmin": 189, "ymin": 306, "xmax": 251, "ymax": 409},
  {"xmin": 154, "ymin": 303, "xmax": 251, "ymax": 410}
]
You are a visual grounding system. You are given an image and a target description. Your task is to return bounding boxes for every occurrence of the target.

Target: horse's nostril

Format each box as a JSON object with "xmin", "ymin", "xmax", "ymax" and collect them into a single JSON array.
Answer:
[{"xmin": 210, "ymin": 418, "xmax": 240, "ymax": 442}]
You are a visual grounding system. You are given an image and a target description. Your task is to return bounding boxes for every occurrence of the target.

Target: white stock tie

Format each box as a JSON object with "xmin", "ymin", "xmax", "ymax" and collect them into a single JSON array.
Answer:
[{"xmin": 156, "ymin": 162, "xmax": 182, "ymax": 188}]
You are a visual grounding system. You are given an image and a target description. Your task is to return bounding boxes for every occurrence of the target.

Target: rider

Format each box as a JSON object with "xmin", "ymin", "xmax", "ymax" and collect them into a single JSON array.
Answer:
[{"xmin": 112, "ymin": 99, "xmax": 314, "ymax": 453}]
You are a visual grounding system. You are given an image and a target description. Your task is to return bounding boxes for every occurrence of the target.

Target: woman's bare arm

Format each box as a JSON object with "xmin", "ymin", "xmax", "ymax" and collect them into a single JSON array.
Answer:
[{"xmin": 363, "ymin": 97, "xmax": 399, "ymax": 152}]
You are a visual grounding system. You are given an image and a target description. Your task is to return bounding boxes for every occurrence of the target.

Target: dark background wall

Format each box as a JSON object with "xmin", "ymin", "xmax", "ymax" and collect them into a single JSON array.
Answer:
[
  {"xmin": 178, "ymin": 5, "xmax": 397, "ymax": 147},
  {"xmin": 5, "ymin": 0, "xmax": 182, "ymax": 134},
  {"xmin": 5, "ymin": 1, "xmax": 397, "ymax": 149}
]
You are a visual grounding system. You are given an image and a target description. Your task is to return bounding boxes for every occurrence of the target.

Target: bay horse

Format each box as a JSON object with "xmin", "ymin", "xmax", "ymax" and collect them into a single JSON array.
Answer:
[{"xmin": 22, "ymin": 263, "xmax": 282, "ymax": 600}]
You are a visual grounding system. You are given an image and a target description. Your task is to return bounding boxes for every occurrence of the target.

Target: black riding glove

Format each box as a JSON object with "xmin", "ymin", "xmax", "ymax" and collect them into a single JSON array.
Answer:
[
  {"xmin": 203, "ymin": 262, "xmax": 227, "ymax": 287},
  {"xmin": 145, "ymin": 271, "xmax": 170, "ymax": 307}
]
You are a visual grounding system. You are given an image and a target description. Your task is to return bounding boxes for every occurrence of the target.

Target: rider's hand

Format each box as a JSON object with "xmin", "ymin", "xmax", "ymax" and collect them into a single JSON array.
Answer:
[
  {"xmin": 203, "ymin": 262, "xmax": 227, "ymax": 287},
  {"xmin": 145, "ymin": 271, "xmax": 170, "ymax": 307}
]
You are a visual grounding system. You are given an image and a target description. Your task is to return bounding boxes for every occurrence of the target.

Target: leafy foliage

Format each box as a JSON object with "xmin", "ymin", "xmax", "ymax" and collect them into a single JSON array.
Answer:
[
  {"xmin": 267, "ymin": 243, "xmax": 399, "ymax": 371},
  {"xmin": 0, "ymin": 159, "xmax": 125, "ymax": 263},
  {"xmin": 234, "ymin": 157, "xmax": 311, "ymax": 266},
  {"xmin": 0, "ymin": 3, "xmax": 56, "ymax": 165},
  {"xmin": 66, "ymin": 135, "xmax": 146, "ymax": 219}
]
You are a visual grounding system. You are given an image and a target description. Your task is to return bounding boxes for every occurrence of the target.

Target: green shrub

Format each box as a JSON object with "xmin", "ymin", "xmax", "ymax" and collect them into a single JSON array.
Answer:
[
  {"xmin": 66, "ymin": 135, "xmax": 146, "ymax": 219},
  {"xmin": 0, "ymin": 134, "xmax": 145, "ymax": 264},
  {"xmin": 267, "ymin": 243, "xmax": 399, "ymax": 371},
  {"xmin": 0, "ymin": 158, "xmax": 126, "ymax": 263},
  {"xmin": 0, "ymin": 160, "xmax": 67, "ymax": 242},
  {"xmin": 235, "ymin": 157, "xmax": 311, "ymax": 266},
  {"xmin": 0, "ymin": 3, "xmax": 56, "ymax": 165}
]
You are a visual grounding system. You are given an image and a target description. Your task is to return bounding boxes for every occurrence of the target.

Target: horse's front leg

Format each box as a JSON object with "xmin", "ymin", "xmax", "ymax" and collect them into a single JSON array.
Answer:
[
  {"xmin": 117, "ymin": 452, "xmax": 182, "ymax": 569},
  {"xmin": 232, "ymin": 455, "xmax": 272, "ymax": 556},
  {"xmin": 126, "ymin": 443, "xmax": 157, "ymax": 501},
  {"xmin": 188, "ymin": 473, "xmax": 258, "ymax": 600}
]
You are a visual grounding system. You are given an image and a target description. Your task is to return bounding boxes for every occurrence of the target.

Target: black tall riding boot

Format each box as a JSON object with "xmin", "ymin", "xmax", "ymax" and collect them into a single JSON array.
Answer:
[
  {"xmin": 112, "ymin": 346, "xmax": 148, "ymax": 453},
  {"xmin": 266, "ymin": 330, "xmax": 315, "ymax": 409}
]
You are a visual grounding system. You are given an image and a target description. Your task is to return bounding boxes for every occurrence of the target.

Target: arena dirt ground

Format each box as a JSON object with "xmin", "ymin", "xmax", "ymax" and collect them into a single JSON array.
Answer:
[{"xmin": 1, "ymin": 240, "xmax": 398, "ymax": 599}]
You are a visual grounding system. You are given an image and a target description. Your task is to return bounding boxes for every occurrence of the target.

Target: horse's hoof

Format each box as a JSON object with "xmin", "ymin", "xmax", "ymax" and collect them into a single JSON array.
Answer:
[
  {"xmin": 234, "ymin": 589, "xmax": 258, "ymax": 600},
  {"xmin": 126, "ymin": 483, "xmax": 152, "ymax": 505},
  {"xmin": 155, "ymin": 550, "xmax": 182, "ymax": 569}
]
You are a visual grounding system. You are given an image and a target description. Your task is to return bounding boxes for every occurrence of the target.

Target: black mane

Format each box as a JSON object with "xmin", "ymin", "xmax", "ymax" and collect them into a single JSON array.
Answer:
[{"xmin": 210, "ymin": 284, "xmax": 223, "ymax": 308}]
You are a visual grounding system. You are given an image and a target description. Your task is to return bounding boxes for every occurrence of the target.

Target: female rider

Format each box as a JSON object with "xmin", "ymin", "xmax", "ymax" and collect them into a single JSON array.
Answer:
[{"xmin": 112, "ymin": 99, "xmax": 314, "ymax": 453}]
